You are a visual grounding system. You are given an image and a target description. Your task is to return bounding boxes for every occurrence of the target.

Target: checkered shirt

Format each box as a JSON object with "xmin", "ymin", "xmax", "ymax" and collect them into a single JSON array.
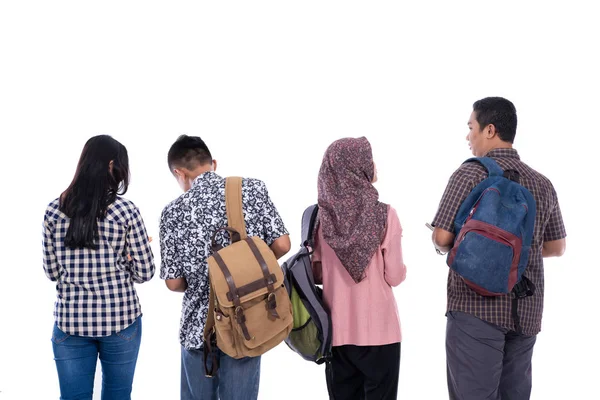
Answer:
[
  {"xmin": 43, "ymin": 197, "xmax": 155, "ymax": 337},
  {"xmin": 432, "ymin": 148, "xmax": 566, "ymax": 335}
]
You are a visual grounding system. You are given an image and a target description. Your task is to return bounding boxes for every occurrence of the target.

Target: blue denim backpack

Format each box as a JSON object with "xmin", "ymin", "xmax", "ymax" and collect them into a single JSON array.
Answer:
[{"xmin": 447, "ymin": 157, "xmax": 536, "ymax": 297}]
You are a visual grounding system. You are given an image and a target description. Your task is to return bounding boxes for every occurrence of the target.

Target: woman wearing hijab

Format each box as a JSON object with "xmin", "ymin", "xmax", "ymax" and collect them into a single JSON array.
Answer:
[{"xmin": 312, "ymin": 136, "xmax": 406, "ymax": 400}]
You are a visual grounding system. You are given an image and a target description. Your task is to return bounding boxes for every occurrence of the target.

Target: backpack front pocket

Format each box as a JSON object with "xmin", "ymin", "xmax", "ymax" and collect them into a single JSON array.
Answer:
[{"xmin": 232, "ymin": 285, "xmax": 292, "ymax": 350}]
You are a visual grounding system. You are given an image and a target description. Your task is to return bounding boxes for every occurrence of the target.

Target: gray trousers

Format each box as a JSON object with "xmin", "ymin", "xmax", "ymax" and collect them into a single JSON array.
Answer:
[{"xmin": 446, "ymin": 311, "xmax": 537, "ymax": 400}]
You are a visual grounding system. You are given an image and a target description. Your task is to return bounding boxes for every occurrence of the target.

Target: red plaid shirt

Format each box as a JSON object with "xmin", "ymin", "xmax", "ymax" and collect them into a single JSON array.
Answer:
[{"xmin": 432, "ymin": 148, "xmax": 566, "ymax": 335}]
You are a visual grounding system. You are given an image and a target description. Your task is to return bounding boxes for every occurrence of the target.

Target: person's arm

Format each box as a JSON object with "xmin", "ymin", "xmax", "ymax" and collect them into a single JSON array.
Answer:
[
  {"xmin": 542, "ymin": 191, "xmax": 567, "ymax": 258},
  {"xmin": 432, "ymin": 228, "xmax": 455, "ymax": 254},
  {"xmin": 311, "ymin": 228, "xmax": 323, "ymax": 285},
  {"xmin": 259, "ymin": 180, "xmax": 291, "ymax": 259},
  {"xmin": 159, "ymin": 206, "xmax": 188, "ymax": 292},
  {"xmin": 270, "ymin": 235, "xmax": 291, "ymax": 260},
  {"xmin": 42, "ymin": 209, "xmax": 61, "ymax": 281},
  {"xmin": 430, "ymin": 167, "xmax": 476, "ymax": 254},
  {"xmin": 382, "ymin": 207, "xmax": 407, "ymax": 287},
  {"xmin": 127, "ymin": 205, "xmax": 155, "ymax": 284},
  {"xmin": 542, "ymin": 239, "xmax": 566, "ymax": 258},
  {"xmin": 165, "ymin": 277, "xmax": 188, "ymax": 292}
]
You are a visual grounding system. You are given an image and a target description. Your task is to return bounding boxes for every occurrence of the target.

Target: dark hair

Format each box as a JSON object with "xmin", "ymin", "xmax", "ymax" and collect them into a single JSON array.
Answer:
[
  {"xmin": 167, "ymin": 135, "xmax": 212, "ymax": 172},
  {"xmin": 473, "ymin": 97, "xmax": 518, "ymax": 143},
  {"xmin": 60, "ymin": 135, "xmax": 130, "ymax": 249}
]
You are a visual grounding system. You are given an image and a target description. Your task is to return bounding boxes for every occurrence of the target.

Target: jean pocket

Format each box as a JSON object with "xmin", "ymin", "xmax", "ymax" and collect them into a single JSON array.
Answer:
[
  {"xmin": 116, "ymin": 317, "xmax": 141, "ymax": 341},
  {"xmin": 51, "ymin": 323, "xmax": 71, "ymax": 344}
]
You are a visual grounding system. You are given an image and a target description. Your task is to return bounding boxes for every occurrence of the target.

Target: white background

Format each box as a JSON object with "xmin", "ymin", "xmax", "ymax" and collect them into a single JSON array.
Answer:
[{"xmin": 0, "ymin": 1, "xmax": 598, "ymax": 399}]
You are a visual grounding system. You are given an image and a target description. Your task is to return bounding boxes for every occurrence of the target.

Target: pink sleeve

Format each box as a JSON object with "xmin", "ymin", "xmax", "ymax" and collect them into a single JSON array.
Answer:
[
  {"xmin": 311, "ymin": 227, "xmax": 323, "ymax": 284},
  {"xmin": 382, "ymin": 206, "xmax": 407, "ymax": 287}
]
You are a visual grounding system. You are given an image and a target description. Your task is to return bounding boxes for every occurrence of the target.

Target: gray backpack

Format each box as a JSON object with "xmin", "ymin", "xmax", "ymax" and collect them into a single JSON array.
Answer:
[{"xmin": 282, "ymin": 205, "xmax": 332, "ymax": 364}]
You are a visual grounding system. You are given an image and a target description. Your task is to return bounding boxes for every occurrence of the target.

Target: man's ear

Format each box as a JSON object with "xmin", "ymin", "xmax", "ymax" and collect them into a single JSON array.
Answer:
[
  {"xmin": 212, "ymin": 160, "xmax": 217, "ymax": 172},
  {"xmin": 172, "ymin": 168, "xmax": 184, "ymax": 179},
  {"xmin": 109, "ymin": 160, "xmax": 114, "ymax": 173},
  {"xmin": 485, "ymin": 124, "xmax": 498, "ymax": 139}
]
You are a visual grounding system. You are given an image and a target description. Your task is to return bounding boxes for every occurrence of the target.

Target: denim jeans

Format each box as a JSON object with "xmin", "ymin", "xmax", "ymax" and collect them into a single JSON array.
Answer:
[
  {"xmin": 51, "ymin": 317, "xmax": 142, "ymax": 400},
  {"xmin": 181, "ymin": 346, "xmax": 261, "ymax": 400}
]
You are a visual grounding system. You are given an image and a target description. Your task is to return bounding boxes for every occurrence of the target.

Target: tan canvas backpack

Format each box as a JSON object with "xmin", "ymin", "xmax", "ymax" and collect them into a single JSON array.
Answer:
[{"xmin": 203, "ymin": 177, "xmax": 292, "ymax": 376}]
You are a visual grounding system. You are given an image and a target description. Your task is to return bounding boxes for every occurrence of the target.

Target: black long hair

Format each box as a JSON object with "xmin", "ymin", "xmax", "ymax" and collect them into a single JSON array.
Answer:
[{"xmin": 60, "ymin": 135, "xmax": 130, "ymax": 249}]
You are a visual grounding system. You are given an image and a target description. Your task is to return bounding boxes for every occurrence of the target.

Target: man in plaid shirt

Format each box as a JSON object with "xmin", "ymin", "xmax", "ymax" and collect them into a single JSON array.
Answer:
[{"xmin": 431, "ymin": 97, "xmax": 566, "ymax": 400}]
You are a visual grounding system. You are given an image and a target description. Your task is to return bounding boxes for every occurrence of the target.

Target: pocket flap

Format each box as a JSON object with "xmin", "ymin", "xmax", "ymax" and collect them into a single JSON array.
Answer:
[
  {"xmin": 208, "ymin": 236, "xmax": 284, "ymax": 308},
  {"xmin": 235, "ymin": 286, "xmax": 292, "ymax": 349}
]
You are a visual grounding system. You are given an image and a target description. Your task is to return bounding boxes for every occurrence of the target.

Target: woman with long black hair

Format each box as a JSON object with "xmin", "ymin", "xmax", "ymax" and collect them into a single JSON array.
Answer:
[{"xmin": 42, "ymin": 135, "xmax": 155, "ymax": 400}]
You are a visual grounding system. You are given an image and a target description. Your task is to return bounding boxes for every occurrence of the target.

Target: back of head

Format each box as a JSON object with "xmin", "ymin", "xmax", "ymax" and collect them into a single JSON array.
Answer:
[
  {"xmin": 167, "ymin": 135, "xmax": 213, "ymax": 172},
  {"xmin": 319, "ymin": 136, "xmax": 376, "ymax": 187},
  {"xmin": 61, "ymin": 135, "xmax": 130, "ymax": 249},
  {"xmin": 473, "ymin": 97, "xmax": 518, "ymax": 143}
]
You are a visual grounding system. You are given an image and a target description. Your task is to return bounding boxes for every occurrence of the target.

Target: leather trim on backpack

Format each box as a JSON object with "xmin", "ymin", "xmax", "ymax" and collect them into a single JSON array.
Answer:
[
  {"xmin": 244, "ymin": 238, "xmax": 280, "ymax": 320},
  {"xmin": 226, "ymin": 273, "xmax": 278, "ymax": 302},
  {"xmin": 212, "ymin": 251, "xmax": 252, "ymax": 341}
]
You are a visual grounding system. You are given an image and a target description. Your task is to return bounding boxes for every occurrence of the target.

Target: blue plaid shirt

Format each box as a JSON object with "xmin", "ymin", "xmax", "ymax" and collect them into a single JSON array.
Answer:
[{"xmin": 43, "ymin": 197, "xmax": 155, "ymax": 337}]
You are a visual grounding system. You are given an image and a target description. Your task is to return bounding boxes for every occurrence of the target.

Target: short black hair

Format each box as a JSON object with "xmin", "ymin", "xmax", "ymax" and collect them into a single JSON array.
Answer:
[
  {"xmin": 473, "ymin": 97, "xmax": 518, "ymax": 143},
  {"xmin": 167, "ymin": 135, "xmax": 213, "ymax": 171}
]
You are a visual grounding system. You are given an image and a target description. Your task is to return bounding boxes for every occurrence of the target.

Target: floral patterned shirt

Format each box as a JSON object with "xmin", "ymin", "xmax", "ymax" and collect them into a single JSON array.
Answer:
[{"xmin": 159, "ymin": 172, "xmax": 288, "ymax": 349}]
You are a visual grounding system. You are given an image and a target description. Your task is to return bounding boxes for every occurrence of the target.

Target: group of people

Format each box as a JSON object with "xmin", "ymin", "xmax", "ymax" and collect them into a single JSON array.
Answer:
[{"xmin": 43, "ymin": 96, "xmax": 566, "ymax": 400}]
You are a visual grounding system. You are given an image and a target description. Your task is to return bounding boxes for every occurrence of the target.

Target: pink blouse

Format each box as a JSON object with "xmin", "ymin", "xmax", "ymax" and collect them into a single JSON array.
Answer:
[{"xmin": 312, "ymin": 205, "xmax": 406, "ymax": 346}]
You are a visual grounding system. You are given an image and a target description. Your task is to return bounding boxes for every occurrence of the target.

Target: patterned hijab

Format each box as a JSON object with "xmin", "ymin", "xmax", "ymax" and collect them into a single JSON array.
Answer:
[{"xmin": 317, "ymin": 137, "xmax": 388, "ymax": 283}]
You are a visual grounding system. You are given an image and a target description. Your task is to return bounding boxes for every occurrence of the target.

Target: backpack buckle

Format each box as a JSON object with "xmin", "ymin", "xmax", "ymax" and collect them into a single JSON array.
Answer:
[
  {"xmin": 235, "ymin": 306, "xmax": 246, "ymax": 324},
  {"xmin": 503, "ymin": 169, "xmax": 521, "ymax": 183},
  {"xmin": 266, "ymin": 292, "xmax": 280, "ymax": 320}
]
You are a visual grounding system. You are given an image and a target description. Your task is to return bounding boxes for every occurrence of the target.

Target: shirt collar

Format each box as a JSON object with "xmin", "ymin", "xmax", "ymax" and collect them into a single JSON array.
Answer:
[
  {"xmin": 192, "ymin": 171, "xmax": 222, "ymax": 187},
  {"xmin": 484, "ymin": 148, "xmax": 520, "ymax": 160}
]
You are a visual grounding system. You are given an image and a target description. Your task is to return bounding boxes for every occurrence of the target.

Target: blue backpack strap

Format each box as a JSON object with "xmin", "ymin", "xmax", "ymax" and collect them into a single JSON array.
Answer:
[
  {"xmin": 464, "ymin": 157, "xmax": 503, "ymax": 177},
  {"xmin": 300, "ymin": 204, "xmax": 319, "ymax": 246}
]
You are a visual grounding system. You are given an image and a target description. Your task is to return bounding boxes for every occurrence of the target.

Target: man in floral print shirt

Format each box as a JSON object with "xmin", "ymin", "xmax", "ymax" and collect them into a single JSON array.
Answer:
[{"xmin": 160, "ymin": 135, "xmax": 291, "ymax": 400}]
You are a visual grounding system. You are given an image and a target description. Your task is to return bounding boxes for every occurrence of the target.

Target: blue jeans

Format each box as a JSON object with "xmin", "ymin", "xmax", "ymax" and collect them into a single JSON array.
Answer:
[
  {"xmin": 51, "ymin": 317, "xmax": 142, "ymax": 400},
  {"xmin": 181, "ymin": 346, "xmax": 260, "ymax": 400}
]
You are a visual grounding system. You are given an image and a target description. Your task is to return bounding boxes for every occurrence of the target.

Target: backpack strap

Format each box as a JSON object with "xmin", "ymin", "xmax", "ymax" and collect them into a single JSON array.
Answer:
[
  {"xmin": 203, "ymin": 176, "xmax": 246, "ymax": 377},
  {"xmin": 301, "ymin": 204, "xmax": 319, "ymax": 247},
  {"xmin": 203, "ymin": 285, "xmax": 219, "ymax": 377},
  {"xmin": 225, "ymin": 177, "xmax": 248, "ymax": 240},
  {"xmin": 464, "ymin": 157, "xmax": 504, "ymax": 177},
  {"xmin": 511, "ymin": 276, "xmax": 536, "ymax": 334}
]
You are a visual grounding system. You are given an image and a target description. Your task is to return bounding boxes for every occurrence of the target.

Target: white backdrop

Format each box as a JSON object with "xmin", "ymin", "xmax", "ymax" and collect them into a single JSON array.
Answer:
[{"xmin": 0, "ymin": 1, "xmax": 598, "ymax": 399}]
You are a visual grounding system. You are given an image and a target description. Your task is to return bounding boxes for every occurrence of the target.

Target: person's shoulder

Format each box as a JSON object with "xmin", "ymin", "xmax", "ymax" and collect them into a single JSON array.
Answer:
[
  {"xmin": 242, "ymin": 177, "xmax": 268, "ymax": 193},
  {"xmin": 44, "ymin": 198, "xmax": 62, "ymax": 220},
  {"xmin": 105, "ymin": 197, "xmax": 146, "ymax": 225},
  {"xmin": 386, "ymin": 204, "xmax": 397, "ymax": 218},
  {"xmin": 385, "ymin": 204, "xmax": 402, "ymax": 230},
  {"xmin": 443, "ymin": 159, "xmax": 486, "ymax": 187},
  {"xmin": 455, "ymin": 159, "xmax": 486, "ymax": 177},
  {"xmin": 160, "ymin": 193, "xmax": 188, "ymax": 220},
  {"xmin": 113, "ymin": 196, "xmax": 137, "ymax": 210},
  {"xmin": 242, "ymin": 176, "xmax": 266, "ymax": 186},
  {"xmin": 46, "ymin": 197, "xmax": 60, "ymax": 209},
  {"xmin": 110, "ymin": 196, "xmax": 146, "ymax": 217},
  {"xmin": 515, "ymin": 159, "xmax": 557, "ymax": 193}
]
